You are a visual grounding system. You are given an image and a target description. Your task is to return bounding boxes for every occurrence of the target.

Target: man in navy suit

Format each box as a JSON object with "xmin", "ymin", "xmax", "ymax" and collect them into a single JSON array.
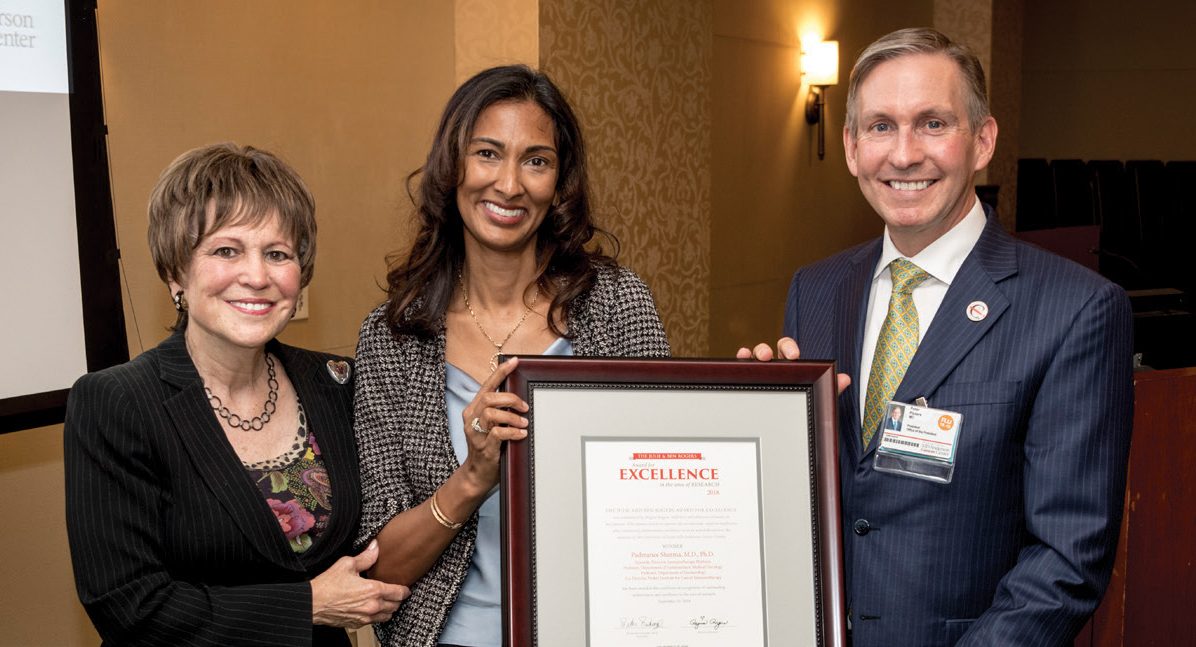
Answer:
[
  {"xmin": 886, "ymin": 405, "xmax": 903, "ymax": 431},
  {"xmin": 742, "ymin": 28, "xmax": 1133, "ymax": 646}
]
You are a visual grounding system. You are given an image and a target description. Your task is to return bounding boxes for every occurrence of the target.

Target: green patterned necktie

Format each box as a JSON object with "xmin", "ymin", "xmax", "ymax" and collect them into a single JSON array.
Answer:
[{"xmin": 863, "ymin": 258, "xmax": 930, "ymax": 447}]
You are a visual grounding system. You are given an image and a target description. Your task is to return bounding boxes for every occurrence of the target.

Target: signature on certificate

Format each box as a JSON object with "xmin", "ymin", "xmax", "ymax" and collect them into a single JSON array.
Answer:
[
  {"xmin": 689, "ymin": 615, "xmax": 730, "ymax": 632},
  {"xmin": 619, "ymin": 616, "xmax": 663, "ymax": 633}
]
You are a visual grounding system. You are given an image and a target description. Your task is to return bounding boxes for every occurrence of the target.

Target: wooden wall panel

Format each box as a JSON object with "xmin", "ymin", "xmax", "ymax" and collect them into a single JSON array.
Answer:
[{"xmin": 1079, "ymin": 367, "xmax": 1196, "ymax": 646}]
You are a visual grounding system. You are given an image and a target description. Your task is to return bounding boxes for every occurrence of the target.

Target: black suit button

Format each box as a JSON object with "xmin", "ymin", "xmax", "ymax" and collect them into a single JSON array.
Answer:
[{"xmin": 853, "ymin": 519, "xmax": 871, "ymax": 536}]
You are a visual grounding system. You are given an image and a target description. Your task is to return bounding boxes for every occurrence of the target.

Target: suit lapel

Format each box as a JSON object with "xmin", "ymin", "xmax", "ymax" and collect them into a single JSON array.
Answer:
[
  {"xmin": 276, "ymin": 343, "xmax": 358, "ymax": 565},
  {"xmin": 158, "ymin": 331, "xmax": 304, "ymax": 572},
  {"xmin": 891, "ymin": 217, "xmax": 1018, "ymax": 410},
  {"xmin": 838, "ymin": 242, "xmax": 881, "ymax": 462}
]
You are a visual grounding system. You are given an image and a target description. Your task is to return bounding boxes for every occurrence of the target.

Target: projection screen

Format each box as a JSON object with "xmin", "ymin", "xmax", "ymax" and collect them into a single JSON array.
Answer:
[{"xmin": 0, "ymin": 0, "xmax": 125, "ymax": 433}]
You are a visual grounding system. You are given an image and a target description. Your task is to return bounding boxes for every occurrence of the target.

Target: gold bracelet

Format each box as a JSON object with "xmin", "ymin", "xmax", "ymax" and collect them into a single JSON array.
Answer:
[{"xmin": 429, "ymin": 491, "xmax": 463, "ymax": 530}]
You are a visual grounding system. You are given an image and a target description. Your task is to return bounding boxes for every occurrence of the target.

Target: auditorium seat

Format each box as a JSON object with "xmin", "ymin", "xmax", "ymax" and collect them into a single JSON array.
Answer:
[
  {"xmin": 1127, "ymin": 160, "xmax": 1168, "ymax": 288},
  {"xmin": 1016, "ymin": 158, "xmax": 1193, "ymax": 295},
  {"xmin": 1089, "ymin": 160, "xmax": 1142, "ymax": 288},
  {"xmin": 1164, "ymin": 162, "xmax": 1196, "ymax": 294},
  {"xmin": 1013, "ymin": 156, "xmax": 1194, "ymax": 384},
  {"xmin": 1051, "ymin": 159, "xmax": 1095, "ymax": 227},
  {"xmin": 1016, "ymin": 158, "xmax": 1054, "ymax": 231}
]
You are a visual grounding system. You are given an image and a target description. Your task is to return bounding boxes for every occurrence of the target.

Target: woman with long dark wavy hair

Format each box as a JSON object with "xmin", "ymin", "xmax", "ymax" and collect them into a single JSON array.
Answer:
[{"xmin": 353, "ymin": 65, "xmax": 670, "ymax": 646}]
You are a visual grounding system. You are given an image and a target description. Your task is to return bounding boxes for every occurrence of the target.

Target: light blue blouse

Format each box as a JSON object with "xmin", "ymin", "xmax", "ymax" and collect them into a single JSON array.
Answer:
[{"xmin": 439, "ymin": 338, "xmax": 573, "ymax": 646}]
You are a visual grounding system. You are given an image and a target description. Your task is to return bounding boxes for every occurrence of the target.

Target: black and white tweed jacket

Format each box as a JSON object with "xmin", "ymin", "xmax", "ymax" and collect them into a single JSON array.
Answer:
[{"xmin": 354, "ymin": 264, "xmax": 670, "ymax": 647}]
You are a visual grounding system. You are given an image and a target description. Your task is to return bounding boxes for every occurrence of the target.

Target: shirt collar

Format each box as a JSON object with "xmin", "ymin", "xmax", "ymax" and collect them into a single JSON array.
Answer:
[{"xmin": 873, "ymin": 198, "xmax": 987, "ymax": 286}]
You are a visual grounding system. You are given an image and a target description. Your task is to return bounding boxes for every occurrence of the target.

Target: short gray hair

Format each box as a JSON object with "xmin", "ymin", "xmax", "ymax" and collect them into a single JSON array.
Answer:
[{"xmin": 844, "ymin": 27, "xmax": 989, "ymax": 134}]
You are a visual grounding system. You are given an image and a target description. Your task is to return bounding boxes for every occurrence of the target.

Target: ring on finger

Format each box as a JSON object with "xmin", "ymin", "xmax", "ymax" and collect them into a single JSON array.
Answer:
[{"xmin": 470, "ymin": 417, "xmax": 489, "ymax": 434}]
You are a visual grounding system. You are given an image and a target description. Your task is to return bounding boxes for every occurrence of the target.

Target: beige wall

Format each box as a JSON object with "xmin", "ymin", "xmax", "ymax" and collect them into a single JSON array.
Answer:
[
  {"xmin": 455, "ymin": 0, "xmax": 538, "ymax": 83},
  {"xmin": 708, "ymin": 0, "xmax": 933, "ymax": 354},
  {"xmin": 1020, "ymin": 0, "xmax": 1196, "ymax": 161},
  {"xmin": 540, "ymin": 0, "xmax": 714, "ymax": 356},
  {"xmin": 0, "ymin": 425, "xmax": 97, "ymax": 645},
  {"xmin": 103, "ymin": 1, "xmax": 456, "ymax": 359}
]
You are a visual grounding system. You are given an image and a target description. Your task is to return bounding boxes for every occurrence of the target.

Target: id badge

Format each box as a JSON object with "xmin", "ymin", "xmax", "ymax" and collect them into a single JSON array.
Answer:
[{"xmin": 873, "ymin": 400, "xmax": 962, "ymax": 483}]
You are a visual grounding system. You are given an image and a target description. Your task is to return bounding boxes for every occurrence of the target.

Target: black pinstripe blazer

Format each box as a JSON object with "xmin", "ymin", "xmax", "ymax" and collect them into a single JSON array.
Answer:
[
  {"xmin": 784, "ymin": 212, "xmax": 1134, "ymax": 647},
  {"xmin": 64, "ymin": 329, "xmax": 360, "ymax": 646}
]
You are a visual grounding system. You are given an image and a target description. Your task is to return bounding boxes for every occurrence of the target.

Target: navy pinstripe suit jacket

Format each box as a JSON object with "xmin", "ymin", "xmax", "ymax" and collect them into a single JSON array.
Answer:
[
  {"xmin": 65, "ymin": 330, "xmax": 359, "ymax": 646},
  {"xmin": 784, "ymin": 213, "xmax": 1133, "ymax": 647}
]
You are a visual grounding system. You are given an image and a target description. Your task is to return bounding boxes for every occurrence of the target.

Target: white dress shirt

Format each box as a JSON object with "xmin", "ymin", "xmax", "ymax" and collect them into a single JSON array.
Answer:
[{"xmin": 857, "ymin": 199, "xmax": 987, "ymax": 423}]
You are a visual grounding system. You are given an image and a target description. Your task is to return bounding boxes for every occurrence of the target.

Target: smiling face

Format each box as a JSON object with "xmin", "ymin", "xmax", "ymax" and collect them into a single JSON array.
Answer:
[
  {"xmin": 456, "ymin": 100, "xmax": 559, "ymax": 259},
  {"xmin": 170, "ymin": 209, "xmax": 301, "ymax": 356},
  {"xmin": 844, "ymin": 52, "xmax": 997, "ymax": 256}
]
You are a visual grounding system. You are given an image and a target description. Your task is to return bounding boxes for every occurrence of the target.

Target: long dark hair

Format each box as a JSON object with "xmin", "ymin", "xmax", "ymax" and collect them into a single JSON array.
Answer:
[{"xmin": 384, "ymin": 64, "xmax": 616, "ymax": 337}]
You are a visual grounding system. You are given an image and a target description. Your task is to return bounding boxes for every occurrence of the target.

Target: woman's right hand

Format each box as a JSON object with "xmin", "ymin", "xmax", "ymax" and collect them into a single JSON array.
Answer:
[
  {"xmin": 311, "ymin": 540, "xmax": 410, "ymax": 629},
  {"xmin": 459, "ymin": 358, "xmax": 529, "ymax": 494},
  {"xmin": 365, "ymin": 359, "xmax": 530, "ymax": 586}
]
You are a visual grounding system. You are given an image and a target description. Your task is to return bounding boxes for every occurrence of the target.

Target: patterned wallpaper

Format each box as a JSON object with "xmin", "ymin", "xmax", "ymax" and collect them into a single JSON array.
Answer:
[
  {"xmin": 934, "ymin": 0, "xmax": 993, "ymax": 86},
  {"xmin": 988, "ymin": 0, "xmax": 1024, "ymax": 230},
  {"xmin": 540, "ymin": 0, "xmax": 713, "ymax": 356},
  {"xmin": 934, "ymin": 0, "xmax": 1023, "ymax": 229},
  {"xmin": 934, "ymin": 0, "xmax": 992, "ymax": 185}
]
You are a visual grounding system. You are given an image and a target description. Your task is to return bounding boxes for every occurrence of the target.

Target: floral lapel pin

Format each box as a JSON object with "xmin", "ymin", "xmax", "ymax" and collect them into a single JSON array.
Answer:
[{"xmin": 326, "ymin": 360, "xmax": 351, "ymax": 385}]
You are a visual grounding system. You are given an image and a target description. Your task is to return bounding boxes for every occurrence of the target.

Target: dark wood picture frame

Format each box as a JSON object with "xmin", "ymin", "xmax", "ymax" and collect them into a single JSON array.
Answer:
[{"xmin": 500, "ymin": 357, "xmax": 847, "ymax": 647}]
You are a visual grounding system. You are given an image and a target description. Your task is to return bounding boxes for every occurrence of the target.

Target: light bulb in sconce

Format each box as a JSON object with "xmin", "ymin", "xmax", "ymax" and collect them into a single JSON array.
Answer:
[
  {"xmin": 802, "ymin": 40, "xmax": 839, "ymax": 87},
  {"xmin": 802, "ymin": 40, "xmax": 839, "ymax": 160}
]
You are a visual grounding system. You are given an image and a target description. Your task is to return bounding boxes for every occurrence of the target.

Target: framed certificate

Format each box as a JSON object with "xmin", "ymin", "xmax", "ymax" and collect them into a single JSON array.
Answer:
[{"xmin": 500, "ymin": 358, "xmax": 846, "ymax": 647}]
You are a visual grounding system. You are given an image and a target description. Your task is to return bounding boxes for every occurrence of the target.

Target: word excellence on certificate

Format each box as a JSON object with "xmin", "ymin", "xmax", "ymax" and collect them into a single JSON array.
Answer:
[{"xmin": 618, "ymin": 467, "xmax": 720, "ymax": 481}]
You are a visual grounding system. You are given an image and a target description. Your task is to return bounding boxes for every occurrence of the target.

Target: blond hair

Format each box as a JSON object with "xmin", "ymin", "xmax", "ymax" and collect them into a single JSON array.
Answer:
[{"xmin": 845, "ymin": 27, "xmax": 990, "ymax": 135}]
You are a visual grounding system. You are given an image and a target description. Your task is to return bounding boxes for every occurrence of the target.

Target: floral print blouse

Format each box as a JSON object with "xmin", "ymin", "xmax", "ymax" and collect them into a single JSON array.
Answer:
[{"xmin": 243, "ymin": 404, "xmax": 332, "ymax": 553}]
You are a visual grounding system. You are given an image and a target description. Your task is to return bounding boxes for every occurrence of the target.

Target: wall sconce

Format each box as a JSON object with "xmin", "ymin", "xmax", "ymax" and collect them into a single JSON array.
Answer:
[{"xmin": 802, "ymin": 40, "xmax": 839, "ymax": 160}]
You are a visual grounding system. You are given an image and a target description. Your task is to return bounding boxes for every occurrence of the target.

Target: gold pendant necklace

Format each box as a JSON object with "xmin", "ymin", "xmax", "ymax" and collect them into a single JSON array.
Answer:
[{"xmin": 459, "ymin": 271, "xmax": 541, "ymax": 372}]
